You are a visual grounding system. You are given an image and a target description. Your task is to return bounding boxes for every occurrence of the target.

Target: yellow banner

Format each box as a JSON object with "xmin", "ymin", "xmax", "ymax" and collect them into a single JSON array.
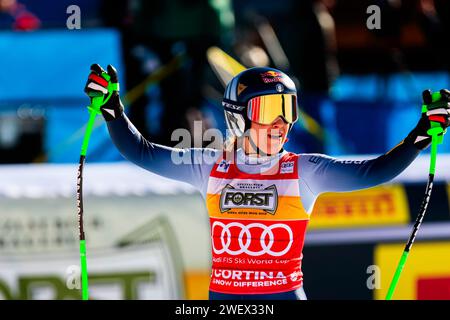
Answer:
[
  {"xmin": 184, "ymin": 271, "xmax": 210, "ymax": 300},
  {"xmin": 309, "ymin": 185, "xmax": 409, "ymax": 229},
  {"xmin": 375, "ymin": 241, "xmax": 450, "ymax": 300}
]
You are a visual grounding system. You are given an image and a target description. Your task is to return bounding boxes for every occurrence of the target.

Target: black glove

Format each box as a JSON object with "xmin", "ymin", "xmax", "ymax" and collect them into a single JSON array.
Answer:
[
  {"xmin": 405, "ymin": 89, "xmax": 450, "ymax": 150},
  {"xmin": 84, "ymin": 64, "xmax": 124, "ymax": 121}
]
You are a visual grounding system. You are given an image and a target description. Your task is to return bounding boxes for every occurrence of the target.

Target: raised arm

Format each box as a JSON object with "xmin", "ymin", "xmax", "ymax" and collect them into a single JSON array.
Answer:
[
  {"xmin": 299, "ymin": 89, "xmax": 450, "ymax": 196},
  {"xmin": 106, "ymin": 114, "xmax": 218, "ymax": 189},
  {"xmin": 84, "ymin": 64, "xmax": 219, "ymax": 192},
  {"xmin": 298, "ymin": 140, "xmax": 419, "ymax": 195}
]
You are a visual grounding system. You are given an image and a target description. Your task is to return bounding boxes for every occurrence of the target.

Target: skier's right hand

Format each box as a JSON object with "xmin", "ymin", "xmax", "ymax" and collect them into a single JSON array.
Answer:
[{"xmin": 84, "ymin": 64, "xmax": 124, "ymax": 121}]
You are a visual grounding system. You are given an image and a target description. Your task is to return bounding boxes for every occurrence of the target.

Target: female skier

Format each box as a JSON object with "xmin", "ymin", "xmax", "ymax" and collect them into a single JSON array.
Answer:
[{"xmin": 84, "ymin": 64, "xmax": 450, "ymax": 300}]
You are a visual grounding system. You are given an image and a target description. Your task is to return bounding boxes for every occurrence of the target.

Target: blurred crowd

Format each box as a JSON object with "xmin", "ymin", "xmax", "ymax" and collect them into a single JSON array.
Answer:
[
  {"xmin": 1, "ymin": 0, "xmax": 450, "ymax": 162},
  {"xmin": 0, "ymin": 0, "xmax": 40, "ymax": 30}
]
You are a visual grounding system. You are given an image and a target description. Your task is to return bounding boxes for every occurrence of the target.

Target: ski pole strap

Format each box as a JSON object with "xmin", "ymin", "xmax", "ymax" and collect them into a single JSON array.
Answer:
[
  {"xmin": 81, "ymin": 97, "xmax": 102, "ymax": 157},
  {"xmin": 422, "ymin": 92, "xmax": 442, "ymax": 113},
  {"xmin": 424, "ymin": 91, "xmax": 446, "ymax": 174},
  {"xmin": 101, "ymin": 82, "xmax": 119, "ymax": 106}
]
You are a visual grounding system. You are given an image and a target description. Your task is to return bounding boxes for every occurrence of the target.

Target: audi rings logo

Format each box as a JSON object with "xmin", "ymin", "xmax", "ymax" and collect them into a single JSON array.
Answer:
[{"xmin": 211, "ymin": 221, "xmax": 293, "ymax": 257}]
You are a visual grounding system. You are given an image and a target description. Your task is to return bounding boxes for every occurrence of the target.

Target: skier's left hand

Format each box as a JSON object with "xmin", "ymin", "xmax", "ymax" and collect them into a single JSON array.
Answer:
[{"xmin": 406, "ymin": 89, "xmax": 450, "ymax": 150}]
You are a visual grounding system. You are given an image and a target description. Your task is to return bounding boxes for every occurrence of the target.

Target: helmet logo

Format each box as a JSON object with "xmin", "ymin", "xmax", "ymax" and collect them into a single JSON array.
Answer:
[
  {"xmin": 222, "ymin": 101, "xmax": 245, "ymax": 111},
  {"xmin": 261, "ymin": 71, "xmax": 283, "ymax": 84},
  {"xmin": 237, "ymin": 83, "xmax": 247, "ymax": 96},
  {"xmin": 275, "ymin": 84, "xmax": 284, "ymax": 92}
]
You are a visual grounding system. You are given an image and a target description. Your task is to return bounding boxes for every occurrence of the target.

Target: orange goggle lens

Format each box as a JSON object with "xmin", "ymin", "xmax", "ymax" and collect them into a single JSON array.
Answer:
[{"xmin": 247, "ymin": 94, "xmax": 298, "ymax": 125}]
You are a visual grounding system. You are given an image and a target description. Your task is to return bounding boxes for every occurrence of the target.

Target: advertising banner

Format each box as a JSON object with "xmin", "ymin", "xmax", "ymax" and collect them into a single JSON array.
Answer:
[
  {"xmin": 0, "ymin": 244, "xmax": 181, "ymax": 300},
  {"xmin": 310, "ymin": 185, "xmax": 409, "ymax": 229},
  {"xmin": 375, "ymin": 241, "xmax": 450, "ymax": 300}
]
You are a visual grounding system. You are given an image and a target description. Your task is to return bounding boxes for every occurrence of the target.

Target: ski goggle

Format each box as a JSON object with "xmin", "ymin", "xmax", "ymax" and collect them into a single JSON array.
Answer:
[{"xmin": 247, "ymin": 94, "xmax": 298, "ymax": 125}]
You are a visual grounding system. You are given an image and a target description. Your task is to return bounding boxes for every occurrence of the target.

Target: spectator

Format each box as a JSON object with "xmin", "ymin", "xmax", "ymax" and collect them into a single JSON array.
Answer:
[
  {"xmin": 232, "ymin": 0, "xmax": 340, "ymax": 153},
  {"xmin": 102, "ymin": 0, "xmax": 229, "ymax": 146},
  {"xmin": 0, "ymin": 0, "xmax": 40, "ymax": 31},
  {"xmin": 418, "ymin": 0, "xmax": 450, "ymax": 71},
  {"xmin": 267, "ymin": 0, "xmax": 339, "ymax": 153}
]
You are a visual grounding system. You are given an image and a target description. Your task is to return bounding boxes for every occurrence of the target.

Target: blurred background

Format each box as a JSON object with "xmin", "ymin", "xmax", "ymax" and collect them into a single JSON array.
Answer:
[{"xmin": 1, "ymin": 0, "xmax": 450, "ymax": 300}]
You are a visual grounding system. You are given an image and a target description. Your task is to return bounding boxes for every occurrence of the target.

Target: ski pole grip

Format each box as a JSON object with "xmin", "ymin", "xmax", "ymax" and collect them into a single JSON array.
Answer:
[
  {"xmin": 88, "ymin": 96, "xmax": 103, "ymax": 115},
  {"xmin": 428, "ymin": 122, "xmax": 445, "ymax": 145}
]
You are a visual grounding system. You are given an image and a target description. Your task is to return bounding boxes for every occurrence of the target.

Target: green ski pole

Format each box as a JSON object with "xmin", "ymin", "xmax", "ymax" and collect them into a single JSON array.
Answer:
[
  {"xmin": 76, "ymin": 70, "xmax": 116, "ymax": 300},
  {"xmin": 386, "ymin": 92, "xmax": 446, "ymax": 300},
  {"xmin": 76, "ymin": 96, "xmax": 101, "ymax": 300}
]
